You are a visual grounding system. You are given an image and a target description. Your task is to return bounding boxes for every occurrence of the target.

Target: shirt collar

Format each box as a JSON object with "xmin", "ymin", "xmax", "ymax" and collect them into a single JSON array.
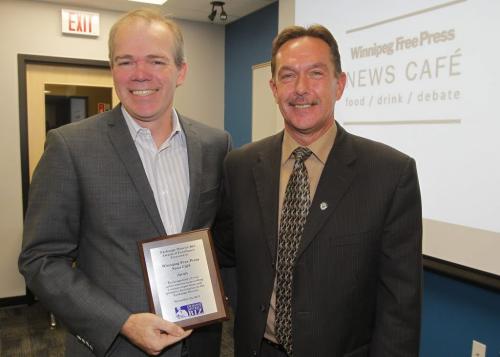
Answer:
[
  {"xmin": 121, "ymin": 105, "xmax": 183, "ymax": 143},
  {"xmin": 281, "ymin": 121, "xmax": 337, "ymax": 165}
]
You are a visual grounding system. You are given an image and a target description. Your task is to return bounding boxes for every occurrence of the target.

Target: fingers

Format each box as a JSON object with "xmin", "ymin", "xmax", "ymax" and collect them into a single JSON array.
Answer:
[
  {"xmin": 155, "ymin": 317, "xmax": 187, "ymax": 337},
  {"xmin": 159, "ymin": 329, "xmax": 192, "ymax": 345},
  {"xmin": 148, "ymin": 329, "xmax": 192, "ymax": 356}
]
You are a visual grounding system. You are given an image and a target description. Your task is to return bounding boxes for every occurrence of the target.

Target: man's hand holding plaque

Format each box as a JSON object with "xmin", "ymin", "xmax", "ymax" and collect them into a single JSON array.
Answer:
[{"xmin": 121, "ymin": 312, "xmax": 192, "ymax": 355}]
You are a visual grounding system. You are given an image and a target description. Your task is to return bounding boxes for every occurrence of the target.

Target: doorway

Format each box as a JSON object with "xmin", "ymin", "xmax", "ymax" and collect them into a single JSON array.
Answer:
[
  {"xmin": 44, "ymin": 84, "xmax": 113, "ymax": 131},
  {"xmin": 18, "ymin": 55, "xmax": 117, "ymax": 214},
  {"xmin": 25, "ymin": 61, "xmax": 117, "ymax": 180}
]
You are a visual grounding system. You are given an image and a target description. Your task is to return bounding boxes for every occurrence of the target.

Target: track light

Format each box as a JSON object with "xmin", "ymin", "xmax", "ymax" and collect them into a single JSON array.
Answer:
[
  {"xmin": 208, "ymin": 5, "xmax": 217, "ymax": 22},
  {"xmin": 220, "ymin": 6, "xmax": 227, "ymax": 21},
  {"xmin": 208, "ymin": 1, "xmax": 228, "ymax": 23}
]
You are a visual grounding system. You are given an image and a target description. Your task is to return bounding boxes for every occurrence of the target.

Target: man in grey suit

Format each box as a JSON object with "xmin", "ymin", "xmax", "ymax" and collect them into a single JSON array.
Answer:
[
  {"xmin": 19, "ymin": 9, "xmax": 231, "ymax": 357},
  {"xmin": 215, "ymin": 25, "xmax": 422, "ymax": 356}
]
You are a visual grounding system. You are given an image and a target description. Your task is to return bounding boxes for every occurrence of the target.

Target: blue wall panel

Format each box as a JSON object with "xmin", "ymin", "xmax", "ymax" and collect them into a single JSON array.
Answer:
[
  {"xmin": 224, "ymin": 2, "xmax": 278, "ymax": 147},
  {"xmin": 421, "ymin": 271, "xmax": 500, "ymax": 356}
]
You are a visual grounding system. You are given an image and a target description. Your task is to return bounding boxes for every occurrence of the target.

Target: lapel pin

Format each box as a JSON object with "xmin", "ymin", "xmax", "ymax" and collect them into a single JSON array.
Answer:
[{"xmin": 320, "ymin": 202, "xmax": 328, "ymax": 210}]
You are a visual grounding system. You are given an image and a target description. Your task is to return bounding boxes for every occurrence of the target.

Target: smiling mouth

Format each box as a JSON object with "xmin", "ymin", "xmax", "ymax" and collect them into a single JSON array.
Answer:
[
  {"xmin": 290, "ymin": 102, "xmax": 317, "ymax": 109},
  {"xmin": 294, "ymin": 104, "xmax": 312, "ymax": 109},
  {"xmin": 130, "ymin": 89, "xmax": 158, "ymax": 96}
]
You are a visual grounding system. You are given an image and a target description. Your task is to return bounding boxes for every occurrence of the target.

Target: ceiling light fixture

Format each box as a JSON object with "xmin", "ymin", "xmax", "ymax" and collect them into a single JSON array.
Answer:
[
  {"xmin": 220, "ymin": 7, "xmax": 228, "ymax": 21},
  {"xmin": 128, "ymin": 0, "xmax": 168, "ymax": 5},
  {"xmin": 208, "ymin": 4, "xmax": 217, "ymax": 22},
  {"xmin": 208, "ymin": 1, "xmax": 228, "ymax": 23}
]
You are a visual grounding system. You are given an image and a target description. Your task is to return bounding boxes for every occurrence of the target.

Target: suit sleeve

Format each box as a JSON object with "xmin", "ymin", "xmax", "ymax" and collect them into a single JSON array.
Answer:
[
  {"xmin": 18, "ymin": 129, "xmax": 130, "ymax": 357},
  {"xmin": 371, "ymin": 158, "xmax": 423, "ymax": 357}
]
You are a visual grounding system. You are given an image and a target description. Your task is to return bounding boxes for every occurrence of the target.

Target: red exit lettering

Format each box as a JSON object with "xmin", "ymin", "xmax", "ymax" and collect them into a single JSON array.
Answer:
[{"xmin": 68, "ymin": 12, "xmax": 93, "ymax": 34}]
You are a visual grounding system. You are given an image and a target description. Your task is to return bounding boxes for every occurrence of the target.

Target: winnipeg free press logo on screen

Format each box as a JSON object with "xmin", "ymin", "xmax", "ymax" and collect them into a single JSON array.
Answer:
[{"xmin": 175, "ymin": 302, "xmax": 204, "ymax": 319}]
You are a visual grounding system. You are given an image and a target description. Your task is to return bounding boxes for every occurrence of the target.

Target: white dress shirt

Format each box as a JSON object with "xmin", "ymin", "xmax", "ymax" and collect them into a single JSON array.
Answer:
[{"xmin": 122, "ymin": 106, "xmax": 190, "ymax": 235}]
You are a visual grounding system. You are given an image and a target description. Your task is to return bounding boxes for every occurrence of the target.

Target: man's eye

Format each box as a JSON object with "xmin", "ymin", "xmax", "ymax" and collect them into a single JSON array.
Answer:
[
  {"xmin": 310, "ymin": 70, "xmax": 324, "ymax": 78},
  {"xmin": 280, "ymin": 73, "xmax": 294, "ymax": 81},
  {"xmin": 152, "ymin": 60, "xmax": 166, "ymax": 65},
  {"xmin": 116, "ymin": 61, "xmax": 131, "ymax": 66}
]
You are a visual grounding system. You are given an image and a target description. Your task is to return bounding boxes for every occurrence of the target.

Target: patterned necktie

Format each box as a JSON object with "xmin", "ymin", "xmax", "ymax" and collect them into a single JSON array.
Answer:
[{"xmin": 275, "ymin": 146, "xmax": 313, "ymax": 356}]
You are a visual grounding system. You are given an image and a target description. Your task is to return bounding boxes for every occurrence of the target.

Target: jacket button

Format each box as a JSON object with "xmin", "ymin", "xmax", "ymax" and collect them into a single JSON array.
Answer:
[
  {"xmin": 252, "ymin": 351, "xmax": 257, "ymax": 356},
  {"xmin": 260, "ymin": 304, "xmax": 266, "ymax": 312}
]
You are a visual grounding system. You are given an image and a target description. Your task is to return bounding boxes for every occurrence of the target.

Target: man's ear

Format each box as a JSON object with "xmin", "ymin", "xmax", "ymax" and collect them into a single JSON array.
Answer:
[
  {"xmin": 336, "ymin": 72, "xmax": 347, "ymax": 100},
  {"xmin": 176, "ymin": 62, "xmax": 188, "ymax": 87},
  {"xmin": 269, "ymin": 78, "xmax": 279, "ymax": 103}
]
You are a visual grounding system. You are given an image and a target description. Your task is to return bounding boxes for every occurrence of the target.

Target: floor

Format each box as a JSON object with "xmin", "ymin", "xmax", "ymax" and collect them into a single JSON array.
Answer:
[{"xmin": 0, "ymin": 302, "xmax": 234, "ymax": 356}]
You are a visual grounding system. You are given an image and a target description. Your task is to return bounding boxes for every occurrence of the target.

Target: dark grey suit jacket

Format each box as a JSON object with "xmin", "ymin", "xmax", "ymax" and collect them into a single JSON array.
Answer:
[
  {"xmin": 215, "ymin": 123, "xmax": 422, "ymax": 357},
  {"xmin": 19, "ymin": 106, "xmax": 231, "ymax": 357}
]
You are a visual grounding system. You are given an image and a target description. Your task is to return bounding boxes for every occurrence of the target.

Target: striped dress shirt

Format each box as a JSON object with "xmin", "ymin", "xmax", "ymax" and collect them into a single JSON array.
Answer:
[{"xmin": 122, "ymin": 107, "xmax": 190, "ymax": 235}]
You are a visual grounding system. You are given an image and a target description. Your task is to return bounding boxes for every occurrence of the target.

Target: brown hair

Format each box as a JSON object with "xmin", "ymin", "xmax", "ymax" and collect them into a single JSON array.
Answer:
[
  {"xmin": 108, "ymin": 8, "xmax": 185, "ymax": 68},
  {"xmin": 271, "ymin": 24, "xmax": 342, "ymax": 77}
]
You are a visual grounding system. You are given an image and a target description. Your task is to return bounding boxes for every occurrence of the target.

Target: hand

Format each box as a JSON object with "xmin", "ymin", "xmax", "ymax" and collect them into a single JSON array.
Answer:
[{"xmin": 120, "ymin": 313, "xmax": 192, "ymax": 355}]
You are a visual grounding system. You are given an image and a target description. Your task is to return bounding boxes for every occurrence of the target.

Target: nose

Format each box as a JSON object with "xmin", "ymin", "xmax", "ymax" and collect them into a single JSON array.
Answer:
[
  {"xmin": 131, "ymin": 61, "xmax": 150, "ymax": 81},
  {"xmin": 295, "ymin": 73, "xmax": 309, "ymax": 95}
]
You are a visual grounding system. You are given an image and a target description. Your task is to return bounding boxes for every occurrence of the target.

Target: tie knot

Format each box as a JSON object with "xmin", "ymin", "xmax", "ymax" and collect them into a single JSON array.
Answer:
[{"xmin": 292, "ymin": 147, "xmax": 312, "ymax": 162}]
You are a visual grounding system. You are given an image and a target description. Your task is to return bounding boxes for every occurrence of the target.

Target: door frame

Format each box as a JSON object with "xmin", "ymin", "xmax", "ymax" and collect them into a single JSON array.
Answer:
[{"xmin": 18, "ymin": 54, "xmax": 110, "ymax": 215}]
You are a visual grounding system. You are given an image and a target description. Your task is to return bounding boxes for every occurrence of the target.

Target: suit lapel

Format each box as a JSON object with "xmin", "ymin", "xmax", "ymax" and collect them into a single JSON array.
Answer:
[
  {"xmin": 253, "ymin": 133, "xmax": 283, "ymax": 263},
  {"xmin": 179, "ymin": 114, "xmax": 201, "ymax": 232},
  {"xmin": 297, "ymin": 124, "xmax": 357, "ymax": 258},
  {"xmin": 106, "ymin": 106, "xmax": 165, "ymax": 236}
]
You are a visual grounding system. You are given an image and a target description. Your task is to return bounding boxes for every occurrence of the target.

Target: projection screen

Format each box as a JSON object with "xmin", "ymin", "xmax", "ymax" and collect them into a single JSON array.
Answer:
[{"xmin": 295, "ymin": 0, "xmax": 500, "ymax": 286}]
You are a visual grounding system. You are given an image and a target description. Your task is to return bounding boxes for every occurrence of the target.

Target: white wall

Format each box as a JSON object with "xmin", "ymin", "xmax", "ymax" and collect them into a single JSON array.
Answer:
[
  {"xmin": 0, "ymin": 0, "xmax": 225, "ymax": 299},
  {"xmin": 175, "ymin": 19, "xmax": 225, "ymax": 125},
  {"xmin": 278, "ymin": 0, "xmax": 295, "ymax": 30}
]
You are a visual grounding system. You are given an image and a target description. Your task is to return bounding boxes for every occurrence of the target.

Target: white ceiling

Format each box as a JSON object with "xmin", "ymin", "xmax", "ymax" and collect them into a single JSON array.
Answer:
[{"xmin": 32, "ymin": 0, "xmax": 277, "ymax": 24}]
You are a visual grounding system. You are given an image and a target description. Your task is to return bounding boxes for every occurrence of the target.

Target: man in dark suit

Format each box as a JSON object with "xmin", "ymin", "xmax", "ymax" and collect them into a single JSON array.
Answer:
[
  {"xmin": 19, "ymin": 9, "xmax": 231, "ymax": 357},
  {"xmin": 215, "ymin": 25, "xmax": 422, "ymax": 356}
]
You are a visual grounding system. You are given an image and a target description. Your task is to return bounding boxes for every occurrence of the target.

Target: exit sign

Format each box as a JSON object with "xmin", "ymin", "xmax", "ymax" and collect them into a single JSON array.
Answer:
[{"xmin": 61, "ymin": 9, "xmax": 99, "ymax": 37}]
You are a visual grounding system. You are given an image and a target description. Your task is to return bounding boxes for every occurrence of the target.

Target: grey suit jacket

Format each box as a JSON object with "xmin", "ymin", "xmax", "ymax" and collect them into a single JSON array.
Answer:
[
  {"xmin": 215, "ymin": 123, "xmax": 422, "ymax": 357},
  {"xmin": 19, "ymin": 106, "xmax": 231, "ymax": 357}
]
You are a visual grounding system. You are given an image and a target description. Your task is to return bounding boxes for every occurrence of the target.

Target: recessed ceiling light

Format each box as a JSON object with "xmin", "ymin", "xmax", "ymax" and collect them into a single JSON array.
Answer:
[{"xmin": 128, "ymin": 0, "xmax": 168, "ymax": 5}]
